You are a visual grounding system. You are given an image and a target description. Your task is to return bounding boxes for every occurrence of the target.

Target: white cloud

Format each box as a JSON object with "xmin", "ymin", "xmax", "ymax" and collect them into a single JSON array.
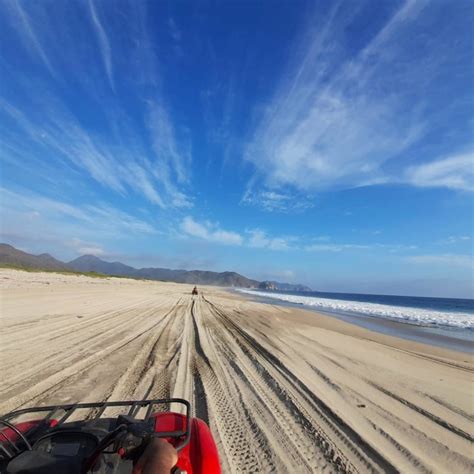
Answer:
[
  {"xmin": 438, "ymin": 235, "xmax": 471, "ymax": 245},
  {"xmin": 181, "ymin": 217, "xmax": 243, "ymax": 246},
  {"xmin": 0, "ymin": 187, "xmax": 159, "ymax": 237},
  {"xmin": 146, "ymin": 103, "xmax": 193, "ymax": 207},
  {"xmin": 79, "ymin": 246, "xmax": 105, "ymax": 256},
  {"xmin": 4, "ymin": 0, "xmax": 55, "ymax": 75},
  {"xmin": 404, "ymin": 153, "xmax": 474, "ymax": 191},
  {"xmin": 0, "ymin": 187, "xmax": 165, "ymax": 262},
  {"xmin": 84, "ymin": 203, "xmax": 158, "ymax": 235},
  {"xmin": 179, "ymin": 218, "xmax": 423, "ymax": 254},
  {"xmin": 0, "ymin": 4, "xmax": 192, "ymax": 209},
  {"xmin": 180, "ymin": 217, "xmax": 208, "ymax": 239},
  {"xmin": 242, "ymin": 189, "xmax": 315, "ymax": 213},
  {"xmin": 247, "ymin": 229, "xmax": 291, "ymax": 251},
  {"xmin": 244, "ymin": 1, "xmax": 429, "ymax": 192},
  {"xmin": 0, "ymin": 95, "xmax": 193, "ymax": 208},
  {"xmin": 69, "ymin": 238, "xmax": 105, "ymax": 256},
  {"xmin": 243, "ymin": 0, "xmax": 470, "ymax": 197},
  {"xmin": 88, "ymin": 0, "xmax": 114, "ymax": 91},
  {"xmin": 147, "ymin": 103, "xmax": 190, "ymax": 185},
  {"xmin": 305, "ymin": 242, "xmax": 417, "ymax": 253},
  {"xmin": 180, "ymin": 219, "xmax": 294, "ymax": 250},
  {"xmin": 406, "ymin": 254, "xmax": 474, "ymax": 268},
  {"xmin": 126, "ymin": 163, "xmax": 165, "ymax": 208},
  {"xmin": 305, "ymin": 243, "xmax": 370, "ymax": 252}
]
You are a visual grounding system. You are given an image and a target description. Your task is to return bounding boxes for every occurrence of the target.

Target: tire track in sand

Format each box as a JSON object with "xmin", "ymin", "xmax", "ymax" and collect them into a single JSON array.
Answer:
[
  {"xmin": 3, "ymin": 275, "xmax": 471, "ymax": 474},
  {"xmin": 204, "ymin": 296, "xmax": 398, "ymax": 473}
]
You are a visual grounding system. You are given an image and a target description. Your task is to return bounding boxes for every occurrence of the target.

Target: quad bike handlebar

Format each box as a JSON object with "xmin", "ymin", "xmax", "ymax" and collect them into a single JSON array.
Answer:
[{"xmin": 0, "ymin": 399, "xmax": 220, "ymax": 474}]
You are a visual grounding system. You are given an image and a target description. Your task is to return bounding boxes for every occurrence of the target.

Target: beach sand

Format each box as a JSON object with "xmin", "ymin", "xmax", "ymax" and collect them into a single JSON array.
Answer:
[{"xmin": 0, "ymin": 269, "xmax": 472, "ymax": 473}]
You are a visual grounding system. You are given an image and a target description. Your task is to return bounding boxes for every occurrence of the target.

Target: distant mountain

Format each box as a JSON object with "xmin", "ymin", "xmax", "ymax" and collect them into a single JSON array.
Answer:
[
  {"xmin": 135, "ymin": 268, "xmax": 259, "ymax": 287},
  {"xmin": 0, "ymin": 244, "xmax": 71, "ymax": 271},
  {"xmin": 68, "ymin": 255, "xmax": 136, "ymax": 276},
  {"xmin": 0, "ymin": 243, "xmax": 309, "ymax": 290},
  {"xmin": 258, "ymin": 281, "xmax": 312, "ymax": 292},
  {"xmin": 67, "ymin": 255, "xmax": 259, "ymax": 287},
  {"xmin": 68, "ymin": 255, "xmax": 260, "ymax": 288}
]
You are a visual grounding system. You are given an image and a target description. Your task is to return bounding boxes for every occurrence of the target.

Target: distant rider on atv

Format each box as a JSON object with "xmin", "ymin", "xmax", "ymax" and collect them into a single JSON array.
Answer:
[{"xmin": 192, "ymin": 286, "xmax": 198, "ymax": 295}]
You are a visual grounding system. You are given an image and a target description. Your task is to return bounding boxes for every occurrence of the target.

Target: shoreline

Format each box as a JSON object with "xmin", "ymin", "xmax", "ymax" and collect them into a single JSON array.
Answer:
[{"xmin": 235, "ymin": 289, "xmax": 474, "ymax": 354}]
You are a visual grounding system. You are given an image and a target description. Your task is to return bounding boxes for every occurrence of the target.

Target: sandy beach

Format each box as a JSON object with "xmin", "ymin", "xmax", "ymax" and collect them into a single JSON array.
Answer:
[{"xmin": 0, "ymin": 269, "xmax": 472, "ymax": 473}]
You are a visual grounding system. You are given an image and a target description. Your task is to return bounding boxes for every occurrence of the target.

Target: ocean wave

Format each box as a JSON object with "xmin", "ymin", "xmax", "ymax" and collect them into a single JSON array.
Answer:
[{"xmin": 237, "ymin": 290, "xmax": 474, "ymax": 329}]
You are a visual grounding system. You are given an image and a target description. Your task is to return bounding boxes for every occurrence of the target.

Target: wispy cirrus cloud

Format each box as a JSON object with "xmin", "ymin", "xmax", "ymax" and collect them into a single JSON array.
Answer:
[
  {"xmin": 305, "ymin": 243, "xmax": 370, "ymax": 252},
  {"xmin": 180, "ymin": 217, "xmax": 243, "ymax": 246},
  {"xmin": 0, "ymin": 1, "xmax": 192, "ymax": 209},
  {"xmin": 246, "ymin": 229, "xmax": 292, "ymax": 251},
  {"xmin": 406, "ymin": 254, "xmax": 474, "ymax": 269},
  {"xmin": 241, "ymin": 189, "xmax": 315, "ymax": 213},
  {"xmin": 0, "ymin": 187, "xmax": 159, "ymax": 238},
  {"xmin": 146, "ymin": 103, "xmax": 193, "ymax": 208},
  {"xmin": 244, "ymin": 0, "xmax": 425, "ymax": 193},
  {"xmin": 3, "ymin": 0, "xmax": 56, "ymax": 76},
  {"xmin": 179, "ymin": 218, "xmax": 420, "ymax": 255},
  {"xmin": 305, "ymin": 241, "xmax": 417, "ymax": 253},
  {"xmin": 404, "ymin": 152, "xmax": 474, "ymax": 191},
  {"xmin": 88, "ymin": 0, "xmax": 114, "ymax": 91},
  {"xmin": 243, "ymin": 0, "xmax": 471, "ymax": 200},
  {"xmin": 438, "ymin": 235, "xmax": 471, "ymax": 245}
]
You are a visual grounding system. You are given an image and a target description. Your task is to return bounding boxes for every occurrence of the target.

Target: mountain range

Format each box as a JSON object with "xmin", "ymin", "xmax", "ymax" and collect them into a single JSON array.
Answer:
[{"xmin": 0, "ymin": 243, "xmax": 311, "ymax": 291}]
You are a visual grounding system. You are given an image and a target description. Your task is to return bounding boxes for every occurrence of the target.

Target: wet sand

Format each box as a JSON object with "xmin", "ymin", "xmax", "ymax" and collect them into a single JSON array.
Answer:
[{"xmin": 1, "ymin": 269, "xmax": 472, "ymax": 473}]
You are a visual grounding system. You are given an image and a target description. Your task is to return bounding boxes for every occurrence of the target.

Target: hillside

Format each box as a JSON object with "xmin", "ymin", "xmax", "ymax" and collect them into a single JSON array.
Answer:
[
  {"xmin": 68, "ymin": 255, "xmax": 260, "ymax": 287},
  {"xmin": 0, "ymin": 243, "xmax": 308, "ymax": 290},
  {"xmin": 0, "ymin": 244, "xmax": 71, "ymax": 271},
  {"xmin": 136, "ymin": 268, "xmax": 259, "ymax": 287},
  {"xmin": 69, "ymin": 255, "xmax": 136, "ymax": 276}
]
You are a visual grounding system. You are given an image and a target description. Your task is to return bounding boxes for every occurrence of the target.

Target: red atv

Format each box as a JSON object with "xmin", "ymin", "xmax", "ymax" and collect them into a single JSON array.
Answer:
[{"xmin": 0, "ymin": 398, "xmax": 221, "ymax": 474}]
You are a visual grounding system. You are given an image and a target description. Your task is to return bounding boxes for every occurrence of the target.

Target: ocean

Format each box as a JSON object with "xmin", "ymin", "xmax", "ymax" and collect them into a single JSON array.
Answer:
[{"xmin": 237, "ymin": 289, "xmax": 474, "ymax": 352}]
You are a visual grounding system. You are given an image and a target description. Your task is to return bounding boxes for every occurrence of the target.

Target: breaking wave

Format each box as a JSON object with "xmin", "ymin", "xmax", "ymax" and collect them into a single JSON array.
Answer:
[{"xmin": 237, "ymin": 289, "xmax": 474, "ymax": 329}]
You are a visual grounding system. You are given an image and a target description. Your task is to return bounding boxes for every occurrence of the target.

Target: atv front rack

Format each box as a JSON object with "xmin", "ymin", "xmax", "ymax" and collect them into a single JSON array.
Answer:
[{"xmin": 0, "ymin": 398, "xmax": 191, "ymax": 461}]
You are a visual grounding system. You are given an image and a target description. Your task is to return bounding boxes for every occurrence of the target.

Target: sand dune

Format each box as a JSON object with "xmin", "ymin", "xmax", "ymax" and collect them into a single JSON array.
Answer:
[{"xmin": 0, "ymin": 269, "xmax": 472, "ymax": 473}]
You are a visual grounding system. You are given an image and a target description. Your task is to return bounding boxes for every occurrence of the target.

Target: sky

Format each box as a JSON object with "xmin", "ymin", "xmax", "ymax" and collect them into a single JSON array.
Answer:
[{"xmin": 0, "ymin": 0, "xmax": 473, "ymax": 298}]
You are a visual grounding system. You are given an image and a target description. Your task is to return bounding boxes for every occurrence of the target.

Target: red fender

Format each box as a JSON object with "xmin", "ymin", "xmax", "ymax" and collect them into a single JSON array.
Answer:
[{"xmin": 153, "ymin": 413, "xmax": 221, "ymax": 474}]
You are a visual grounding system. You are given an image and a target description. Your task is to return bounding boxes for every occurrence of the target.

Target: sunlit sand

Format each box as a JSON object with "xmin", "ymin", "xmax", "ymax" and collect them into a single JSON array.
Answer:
[{"xmin": 1, "ymin": 269, "xmax": 472, "ymax": 473}]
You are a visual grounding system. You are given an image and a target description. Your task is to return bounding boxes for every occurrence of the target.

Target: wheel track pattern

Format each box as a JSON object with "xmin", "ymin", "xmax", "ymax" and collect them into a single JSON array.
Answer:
[
  {"xmin": 205, "ymin": 298, "xmax": 386, "ymax": 473},
  {"xmin": 207, "ymin": 315, "xmax": 320, "ymax": 471},
  {"xmin": 1, "ymin": 319, "xmax": 160, "ymax": 413},
  {"xmin": 366, "ymin": 382, "xmax": 473, "ymax": 442},
  {"xmin": 0, "ymin": 298, "xmax": 168, "ymax": 390},
  {"xmin": 1, "ymin": 306, "xmax": 157, "ymax": 393},
  {"xmin": 106, "ymin": 301, "xmax": 184, "ymax": 403},
  {"xmin": 192, "ymin": 298, "xmax": 266, "ymax": 472},
  {"xmin": 2, "ymin": 280, "xmax": 472, "ymax": 474}
]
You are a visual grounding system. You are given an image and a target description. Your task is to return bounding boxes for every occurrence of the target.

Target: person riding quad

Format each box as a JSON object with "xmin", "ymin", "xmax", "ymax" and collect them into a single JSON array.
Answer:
[{"xmin": 192, "ymin": 286, "xmax": 198, "ymax": 295}]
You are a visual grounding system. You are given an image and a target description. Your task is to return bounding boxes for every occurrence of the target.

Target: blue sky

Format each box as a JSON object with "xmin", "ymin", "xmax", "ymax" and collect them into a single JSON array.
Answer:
[{"xmin": 0, "ymin": 0, "xmax": 473, "ymax": 297}]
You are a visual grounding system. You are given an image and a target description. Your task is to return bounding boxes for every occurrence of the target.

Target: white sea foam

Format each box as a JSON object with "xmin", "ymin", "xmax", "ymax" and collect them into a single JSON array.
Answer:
[{"xmin": 237, "ymin": 290, "xmax": 474, "ymax": 329}]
